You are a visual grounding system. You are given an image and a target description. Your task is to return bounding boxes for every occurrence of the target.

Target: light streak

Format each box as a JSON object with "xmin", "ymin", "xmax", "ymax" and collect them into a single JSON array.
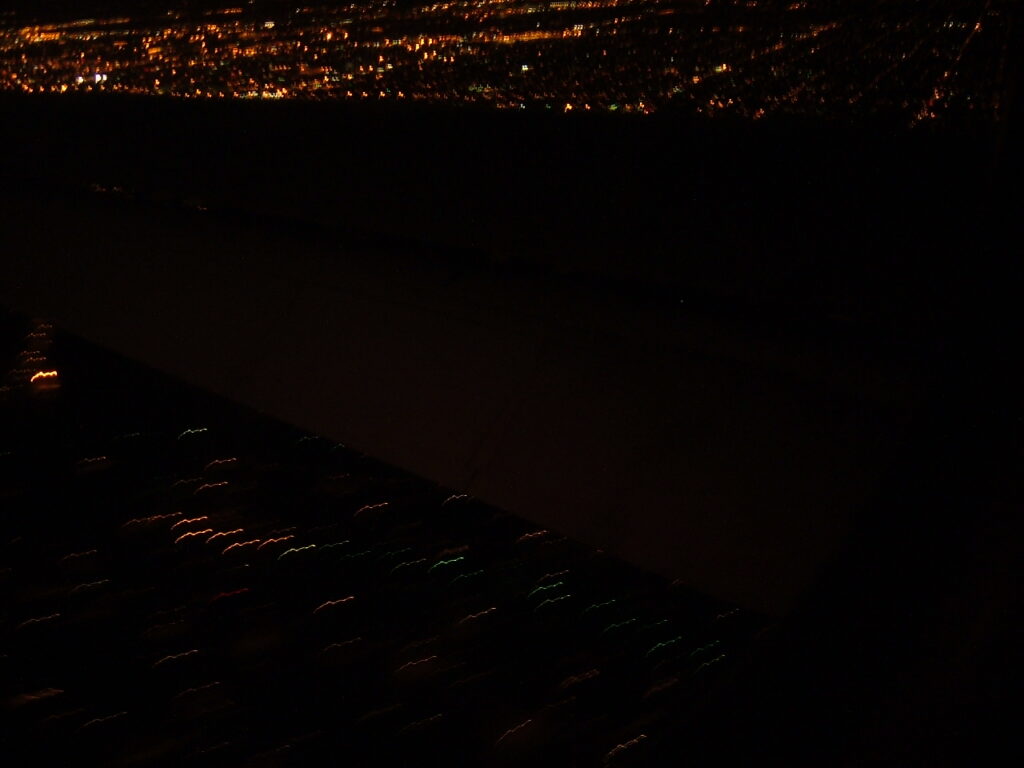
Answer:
[
  {"xmin": 16, "ymin": 612, "xmax": 61, "ymax": 630},
  {"xmin": 401, "ymin": 635, "xmax": 438, "ymax": 652},
  {"xmin": 353, "ymin": 501, "xmax": 388, "ymax": 516},
  {"xmin": 449, "ymin": 569, "xmax": 484, "ymax": 585},
  {"xmin": 206, "ymin": 528, "xmax": 244, "ymax": 543},
  {"xmin": 222, "ymin": 538, "xmax": 262, "ymax": 554},
  {"xmin": 175, "ymin": 528, "xmax": 214, "ymax": 544},
  {"xmin": 602, "ymin": 617, "xmax": 638, "ymax": 634},
  {"xmin": 171, "ymin": 476, "xmax": 202, "ymax": 488},
  {"xmin": 153, "ymin": 649, "xmax": 199, "ymax": 666},
  {"xmin": 176, "ymin": 427, "xmax": 208, "ymax": 439},
  {"xmin": 442, "ymin": 493, "xmax": 470, "ymax": 505},
  {"xmin": 9, "ymin": 688, "xmax": 64, "ymax": 707},
  {"xmin": 40, "ymin": 707, "xmax": 85, "ymax": 725},
  {"xmin": 528, "ymin": 581, "xmax": 564, "ymax": 597},
  {"xmin": 534, "ymin": 594, "xmax": 572, "ymax": 611},
  {"xmin": 313, "ymin": 595, "xmax": 355, "ymax": 613},
  {"xmin": 395, "ymin": 655, "xmax": 437, "ymax": 673},
  {"xmin": 457, "ymin": 607, "xmax": 496, "ymax": 624},
  {"xmin": 29, "ymin": 370, "xmax": 58, "ymax": 382},
  {"xmin": 437, "ymin": 544, "xmax": 469, "ymax": 557},
  {"xmin": 604, "ymin": 734, "xmax": 647, "ymax": 763},
  {"xmin": 449, "ymin": 669, "xmax": 497, "ymax": 689},
  {"xmin": 173, "ymin": 682, "xmax": 221, "ymax": 699},
  {"xmin": 643, "ymin": 676, "xmax": 679, "ymax": 698},
  {"xmin": 495, "ymin": 718, "xmax": 532, "ymax": 746},
  {"xmin": 582, "ymin": 598, "xmax": 617, "ymax": 614},
  {"xmin": 645, "ymin": 635, "xmax": 683, "ymax": 657},
  {"xmin": 558, "ymin": 668, "xmax": 600, "ymax": 688},
  {"xmin": 356, "ymin": 703, "xmax": 402, "ymax": 723},
  {"xmin": 401, "ymin": 713, "xmax": 443, "ymax": 731},
  {"xmin": 338, "ymin": 550, "xmax": 371, "ymax": 562},
  {"xmin": 427, "ymin": 555, "xmax": 464, "ymax": 572},
  {"xmin": 122, "ymin": 511, "xmax": 182, "ymax": 527},
  {"xmin": 79, "ymin": 711, "xmax": 127, "ymax": 730},
  {"xmin": 197, "ymin": 741, "xmax": 232, "ymax": 756},
  {"xmin": 278, "ymin": 544, "xmax": 316, "ymax": 559},
  {"xmin": 379, "ymin": 547, "xmax": 414, "ymax": 561},
  {"xmin": 70, "ymin": 579, "xmax": 110, "ymax": 593},
  {"xmin": 516, "ymin": 529, "xmax": 549, "ymax": 543},
  {"xmin": 204, "ymin": 457, "xmax": 237, "ymax": 470},
  {"xmin": 321, "ymin": 637, "xmax": 362, "ymax": 653},
  {"xmin": 390, "ymin": 557, "xmax": 427, "ymax": 574},
  {"xmin": 143, "ymin": 619, "xmax": 184, "ymax": 636},
  {"xmin": 171, "ymin": 516, "xmax": 209, "ymax": 530},
  {"xmin": 319, "ymin": 539, "xmax": 350, "ymax": 551},
  {"xmin": 689, "ymin": 640, "xmax": 721, "ymax": 657},
  {"xmin": 60, "ymin": 549, "xmax": 97, "ymax": 561},
  {"xmin": 536, "ymin": 569, "xmax": 569, "ymax": 583},
  {"xmin": 194, "ymin": 481, "xmax": 229, "ymax": 494},
  {"xmin": 695, "ymin": 653, "xmax": 726, "ymax": 672},
  {"xmin": 257, "ymin": 535, "xmax": 294, "ymax": 550},
  {"xmin": 209, "ymin": 587, "xmax": 250, "ymax": 604}
]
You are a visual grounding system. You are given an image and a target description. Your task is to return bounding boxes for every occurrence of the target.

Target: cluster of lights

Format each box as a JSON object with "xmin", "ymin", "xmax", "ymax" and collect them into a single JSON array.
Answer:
[
  {"xmin": 0, "ymin": 0, "xmax": 1011, "ymax": 121},
  {"xmin": 0, "ymin": 320, "xmax": 59, "ymax": 396}
]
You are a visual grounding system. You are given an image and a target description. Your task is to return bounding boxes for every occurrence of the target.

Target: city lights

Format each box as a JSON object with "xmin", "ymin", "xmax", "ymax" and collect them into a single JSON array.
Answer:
[{"xmin": 0, "ymin": 0, "xmax": 1011, "ymax": 124}]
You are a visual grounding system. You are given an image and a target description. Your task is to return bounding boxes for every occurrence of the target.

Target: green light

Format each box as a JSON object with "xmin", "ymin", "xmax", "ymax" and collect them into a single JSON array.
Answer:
[
  {"xmin": 528, "ymin": 581, "xmax": 565, "ymax": 598},
  {"xmin": 641, "ymin": 619, "xmax": 669, "ymax": 631},
  {"xmin": 379, "ymin": 547, "xmax": 413, "ymax": 561},
  {"xmin": 391, "ymin": 557, "xmax": 427, "ymax": 574},
  {"xmin": 534, "ymin": 594, "xmax": 572, "ymax": 611},
  {"xmin": 339, "ymin": 550, "xmax": 371, "ymax": 562},
  {"xmin": 278, "ymin": 544, "xmax": 316, "ymax": 560},
  {"xmin": 695, "ymin": 653, "xmax": 726, "ymax": 672},
  {"xmin": 689, "ymin": 640, "xmax": 721, "ymax": 657},
  {"xmin": 428, "ymin": 556, "xmax": 465, "ymax": 573},
  {"xmin": 645, "ymin": 635, "xmax": 682, "ymax": 657},
  {"xmin": 602, "ymin": 617, "xmax": 638, "ymax": 634},
  {"xmin": 582, "ymin": 598, "xmax": 617, "ymax": 615},
  {"xmin": 450, "ymin": 569, "xmax": 485, "ymax": 585}
]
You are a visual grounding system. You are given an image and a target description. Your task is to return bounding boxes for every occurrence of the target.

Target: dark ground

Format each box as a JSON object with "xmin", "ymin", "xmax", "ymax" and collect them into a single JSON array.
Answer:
[
  {"xmin": 1, "ymin": 92, "xmax": 1020, "ymax": 330},
  {"xmin": 1, "ymin": 89, "xmax": 1023, "ymax": 763}
]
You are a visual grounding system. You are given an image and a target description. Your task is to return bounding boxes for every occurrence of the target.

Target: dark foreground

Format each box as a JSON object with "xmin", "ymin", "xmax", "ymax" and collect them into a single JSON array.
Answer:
[
  {"xmin": 2, "ymin": 314, "xmax": 762, "ymax": 766},
  {"xmin": 1, "ymin": 310, "xmax": 1020, "ymax": 767},
  {"xmin": 2, "ymin": 95, "xmax": 1023, "ymax": 763}
]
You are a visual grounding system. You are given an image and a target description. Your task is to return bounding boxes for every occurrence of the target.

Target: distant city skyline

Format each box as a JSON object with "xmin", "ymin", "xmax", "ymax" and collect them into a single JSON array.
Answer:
[{"xmin": 0, "ymin": 0, "xmax": 1014, "ymax": 126}]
